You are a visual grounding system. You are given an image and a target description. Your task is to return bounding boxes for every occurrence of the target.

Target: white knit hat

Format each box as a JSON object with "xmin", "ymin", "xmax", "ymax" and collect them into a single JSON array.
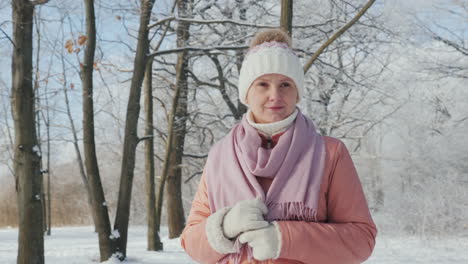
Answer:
[{"xmin": 238, "ymin": 41, "xmax": 304, "ymax": 105}]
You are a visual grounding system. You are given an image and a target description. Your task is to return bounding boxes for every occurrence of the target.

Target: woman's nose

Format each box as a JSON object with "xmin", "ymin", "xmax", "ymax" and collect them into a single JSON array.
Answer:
[{"xmin": 268, "ymin": 87, "xmax": 281, "ymax": 100}]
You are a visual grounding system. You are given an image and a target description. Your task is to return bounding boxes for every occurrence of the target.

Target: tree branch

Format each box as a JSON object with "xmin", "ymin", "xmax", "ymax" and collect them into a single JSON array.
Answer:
[
  {"xmin": 431, "ymin": 35, "xmax": 468, "ymax": 57},
  {"xmin": 303, "ymin": 0, "xmax": 376, "ymax": 73},
  {"xmin": 148, "ymin": 45, "xmax": 248, "ymax": 58},
  {"xmin": 30, "ymin": 0, "xmax": 49, "ymax": 6},
  {"xmin": 138, "ymin": 135, "xmax": 154, "ymax": 143},
  {"xmin": 187, "ymin": 69, "xmax": 219, "ymax": 88},
  {"xmin": 208, "ymin": 53, "xmax": 241, "ymax": 119},
  {"xmin": 182, "ymin": 153, "xmax": 208, "ymax": 159},
  {"xmin": 0, "ymin": 28, "xmax": 15, "ymax": 47},
  {"xmin": 184, "ymin": 171, "xmax": 203, "ymax": 184},
  {"xmin": 149, "ymin": 16, "xmax": 276, "ymax": 30},
  {"xmin": 149, "ymin": 16, "xmax": 336, "ymax": 31}
]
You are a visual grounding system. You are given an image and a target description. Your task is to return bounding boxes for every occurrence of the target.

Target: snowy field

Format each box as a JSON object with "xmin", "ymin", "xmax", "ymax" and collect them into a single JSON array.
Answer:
[{"xmin": 1, "ymin": 226, "xmax": 467, "ymax": 264}]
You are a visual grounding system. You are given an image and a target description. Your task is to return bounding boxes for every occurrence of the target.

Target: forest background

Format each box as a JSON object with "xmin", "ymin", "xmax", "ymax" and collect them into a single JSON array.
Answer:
[{"xmin": 0, "ymin": 0, "xmax": 467, "ymax": 261}]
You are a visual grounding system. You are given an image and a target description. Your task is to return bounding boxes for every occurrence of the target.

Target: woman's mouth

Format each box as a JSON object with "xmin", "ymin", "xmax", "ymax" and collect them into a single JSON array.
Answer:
[{"xmin": 267, "ymin": 106, "xmax": 284, "ymax": 111}]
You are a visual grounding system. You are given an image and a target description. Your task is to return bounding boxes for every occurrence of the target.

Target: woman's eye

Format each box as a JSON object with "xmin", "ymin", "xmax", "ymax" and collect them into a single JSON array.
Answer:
[
  {"xmin": 258, "ymin": 82, "xmax": 268, "ymax": 87},
  {"xmin": 281, "ymin": 82, "xmax": 291, "ymax": 88}
]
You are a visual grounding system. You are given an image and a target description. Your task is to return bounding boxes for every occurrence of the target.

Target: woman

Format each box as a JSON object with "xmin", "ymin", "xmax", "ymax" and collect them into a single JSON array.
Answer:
[{"xmin": 181, "ymin": 29, "xmax": 377, "ymax": 264}]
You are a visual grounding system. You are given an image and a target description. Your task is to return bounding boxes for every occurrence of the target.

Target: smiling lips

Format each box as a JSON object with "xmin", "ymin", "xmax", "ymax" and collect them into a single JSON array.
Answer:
[{"xmin": 267, "ymin": 106, "xmax": 284, "ymax": 110}]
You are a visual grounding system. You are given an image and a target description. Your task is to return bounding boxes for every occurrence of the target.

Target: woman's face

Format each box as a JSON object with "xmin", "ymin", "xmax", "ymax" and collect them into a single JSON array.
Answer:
[{"xmin": 246, "ymin": 74, "xmax": 298, "ymax": 124}]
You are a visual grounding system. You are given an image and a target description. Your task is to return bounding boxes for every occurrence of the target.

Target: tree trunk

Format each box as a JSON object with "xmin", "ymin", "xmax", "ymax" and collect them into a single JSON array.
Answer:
[
  {"xmin": 45, "ymin": 91, "xmax": 51, "ymax": 236},
  {"xmin": 81, "ymin": 0, "xmax": 115, "ymax": 261},
  {"xmin": 32, "ymin": 10, "xmax": 47, "ymax": 235},
  {"xmin": 114, "ymin": 0, "xmax": 155, "ymax": 259},
  {"xmin": 143, "ymin": 60, "xmax": 163, "ymax": 251},
  {"xmin": 235, "ymin": 0, "xmax": 248, "ymax": 117},
  {"xmin": 60, "ymin": 38, "xmax": 97, "ymax": 231},
  {"xmin": 11, "ymin": 1, "xmax": 46, "ymax": 263},
  {"xmin": 154, "ymin": 71, "xmax": 182, "ymax": 246},
  {"xmin": 165, "ymin": 0, "xmax": 191, "ymax": 239},
  {"xmin": 280, "ymin": 0, "xmax": 293, "ymax": 36},
  {"xmin": 154, "ymin": 27, "xmax": 188, "ymax": 250}
]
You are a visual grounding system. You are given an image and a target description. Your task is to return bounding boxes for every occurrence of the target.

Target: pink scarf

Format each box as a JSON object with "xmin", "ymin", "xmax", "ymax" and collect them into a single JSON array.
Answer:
[{"xmin": 205, "ymin": 110, "xmax": 326, "ymax": 263}]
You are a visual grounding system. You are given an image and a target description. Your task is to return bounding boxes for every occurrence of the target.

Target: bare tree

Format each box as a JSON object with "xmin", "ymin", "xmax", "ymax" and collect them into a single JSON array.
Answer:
[
  {"xmin": 417, "ymin": 2, "xmax": 467, "ymax": 80},
  {"xmin": 143, "ymin": 59, "xmax": 163, "ymax": 250},
  {"xmin": 81, "ymin": 0, "xmax": 115, "ymax": 261},
  {"xmin": 154, "ymin": 52, "xmax": 185, "ymax": 246},
  {"xmin": 31, "ymin": 7, "xmax": 49, "ymax": 235},
  {"xmin": 11, "ymin": 0, "xmax": 49, "ymax": 263},
  {"xmin": 144, "ymin": 0, "xmax": 177, "ymax": 251},
  {"xmin": 113, "ymin": 0, "xmax": 156, "ymax": 259},
  {"xmin": 165, "ymin": 0, "xmax": 193, "ymax": 239},
  {"xmin": 62, "ymin": 55, "xmax": 94, "ymax": 220}
]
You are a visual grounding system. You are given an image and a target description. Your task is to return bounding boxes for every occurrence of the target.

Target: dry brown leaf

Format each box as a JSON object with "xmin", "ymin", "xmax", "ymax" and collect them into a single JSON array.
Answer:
[
  {"xmin": 77, "ymin": 35, "xmax": 87, "ymax": 46},
  {"xmin": 65, "ymin": 39, "xmax": 73, "ymax": 53},
  {"xmin": 116, "ymin": 15, "xmax": 121, "ymax": 20},
  {"xmin": 70, "ymin": 83, "xmax": 75, "ymax": 89},
  {"xmin": 74, "ymin": 48, "xmax": 81, "ymax": 53}
]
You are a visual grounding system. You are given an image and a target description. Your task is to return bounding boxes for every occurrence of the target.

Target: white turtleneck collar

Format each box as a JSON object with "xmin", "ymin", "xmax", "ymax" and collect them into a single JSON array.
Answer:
[{"xmin": 246, "ymin": 108, "xmax": 298, "ymax": 137}]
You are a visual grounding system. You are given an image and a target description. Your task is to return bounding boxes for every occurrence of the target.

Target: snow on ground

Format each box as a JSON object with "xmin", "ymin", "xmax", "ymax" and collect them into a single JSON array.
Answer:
[{"xmin": 1, "ymin": 226, "xmax": 467, "ymax": 263}]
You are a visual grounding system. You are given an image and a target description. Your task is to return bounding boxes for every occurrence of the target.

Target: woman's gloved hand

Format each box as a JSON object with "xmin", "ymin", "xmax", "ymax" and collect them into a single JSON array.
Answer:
[
  {"xmin": 223, "ymin": 197, "xmax": 269, "ymax": 239},
  {"xmin": 205, "ymin": 197, "xmax": 269, "ymax": 254},
  {"xmin": 239, "ymin": 222, "xmax": 282, "ymax": 261}
]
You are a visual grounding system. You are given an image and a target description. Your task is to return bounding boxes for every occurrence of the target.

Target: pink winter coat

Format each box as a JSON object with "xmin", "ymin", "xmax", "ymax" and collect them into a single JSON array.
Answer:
[{"xmin": 181, "ymin": 136, "xmax": 377, "ymax": 264}]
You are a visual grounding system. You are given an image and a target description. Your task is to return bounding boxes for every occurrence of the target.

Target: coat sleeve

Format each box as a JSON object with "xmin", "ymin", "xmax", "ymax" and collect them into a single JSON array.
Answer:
[
  {"xmin": 276, "ymin": 140, "xmax": 377, "ymax": 264},
  {"xmin": 180, "ymin": 170, "xmax": 228, "ymax": 264}
]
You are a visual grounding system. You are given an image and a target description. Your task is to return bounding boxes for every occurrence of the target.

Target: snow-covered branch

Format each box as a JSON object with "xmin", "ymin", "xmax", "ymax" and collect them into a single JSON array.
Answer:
[
  {"xmin": 303, "ymin": 0, "xmax": 377, "ymax": 73},
  {"xmin": 148, "ymin": 45, "xmax": 248, "ymax": 58},
  {"xmin": 149, "ymin": 16, "xmax": 338, "ymax": 31},
  {"xmin": 149, "ymin": 16, "xmax": 276, "ymax": 30}
]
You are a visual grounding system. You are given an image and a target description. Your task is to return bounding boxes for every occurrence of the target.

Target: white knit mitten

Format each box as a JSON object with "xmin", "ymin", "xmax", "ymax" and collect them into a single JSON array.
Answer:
[
  {"xmin": 206, "ymin": 207, "xmax": 238, "ymax": 254},
  {"xmin": 222, "ymin": 197, "xmax": 269, "ymax": 239},
  {"xmin": 205, "ymin": 198, "xmax": 269, "ymax": 254},
  {"xmin": 238, "ymin": 222, "xmax": 282, "ymax": 261}
]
